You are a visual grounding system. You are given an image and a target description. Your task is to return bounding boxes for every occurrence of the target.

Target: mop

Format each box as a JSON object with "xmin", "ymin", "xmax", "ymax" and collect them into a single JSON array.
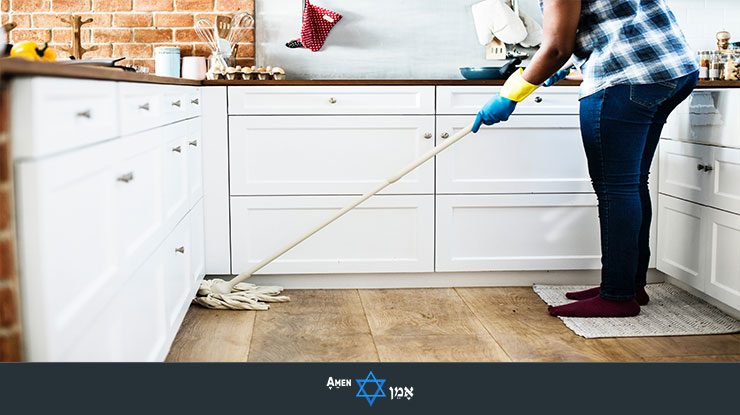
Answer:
[{"xmin": 193, "ymin": 122, "xmax": 475, "ymax": 310}]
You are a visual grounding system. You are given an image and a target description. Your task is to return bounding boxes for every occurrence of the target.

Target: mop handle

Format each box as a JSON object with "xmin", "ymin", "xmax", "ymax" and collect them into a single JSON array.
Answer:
[{"xmin": 226, "ymin": 122, "xmax": 475, "ymax": 290}]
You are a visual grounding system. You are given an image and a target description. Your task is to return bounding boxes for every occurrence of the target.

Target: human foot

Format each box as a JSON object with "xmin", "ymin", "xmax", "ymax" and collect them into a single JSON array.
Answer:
[
  {"xmin": 565, "ymin": 286, "xmax": 649, "ymax": 305},
  {"xmin": 548, "ymin": 296, "xmax": 640, "ymax": 317}
]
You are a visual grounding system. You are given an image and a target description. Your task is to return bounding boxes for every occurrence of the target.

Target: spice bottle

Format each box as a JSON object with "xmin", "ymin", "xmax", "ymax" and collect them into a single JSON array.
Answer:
[
  {"xmin": 699, "ymin": 51, "xmax": 709, "ymax": 80},
  {"xmin": 709, "ymin": 52, "xmax": 721, "ymax": 81}
]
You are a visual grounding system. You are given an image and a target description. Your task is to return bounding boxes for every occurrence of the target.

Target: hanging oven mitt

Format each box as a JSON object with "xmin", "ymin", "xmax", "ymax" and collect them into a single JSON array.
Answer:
[
  {"xmin": 471, "ymin": 0, "xmax": 527, "ymax": 46},
  {"xmin": 285, "ymin": 0, "xmax": 343, "ymax": 52}
]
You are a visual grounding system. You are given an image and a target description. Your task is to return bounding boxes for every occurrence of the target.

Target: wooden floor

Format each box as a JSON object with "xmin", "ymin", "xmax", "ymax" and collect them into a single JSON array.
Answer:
[{"xmin": 166, "ymin": 287, "xmax": 740, "ymax": 362}]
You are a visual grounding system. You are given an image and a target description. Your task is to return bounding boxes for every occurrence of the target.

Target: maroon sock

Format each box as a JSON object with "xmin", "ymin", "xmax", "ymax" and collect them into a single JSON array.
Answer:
[
  {"xmin": 548, "ymin": 296, "xmax": 640, "ymax": 317},
  {"xmin": 565, "ymin": 286, "xmax": 650, "ymax": 305}
]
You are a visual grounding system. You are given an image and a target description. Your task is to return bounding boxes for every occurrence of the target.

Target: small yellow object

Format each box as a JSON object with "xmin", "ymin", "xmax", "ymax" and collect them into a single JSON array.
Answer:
[
  {"xmin": 10, "ymin": 41, "xmax": 57, "ymax": 61},
  {"xmin": 499, "ymin": 68, "xmax": 539, "ymax": 102}
]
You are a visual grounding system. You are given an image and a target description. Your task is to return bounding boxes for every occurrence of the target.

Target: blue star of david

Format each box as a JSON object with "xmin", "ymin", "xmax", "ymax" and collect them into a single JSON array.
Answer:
[{"xmin": 355, "ymin": 371, "xmax": 386, "ymax": 406}]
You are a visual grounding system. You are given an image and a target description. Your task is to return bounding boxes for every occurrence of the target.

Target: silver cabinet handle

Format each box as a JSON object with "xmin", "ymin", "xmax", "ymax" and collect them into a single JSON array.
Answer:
[
  {"xmin": 441, "ymin": 132, "xmax": 449, "ymax": 139},
  {"xmin": 116, "ymin": 172, "xmax": 134, "ymax": 183},
  {"xmin": 189, "ymin": 140, "xmax": 198, "ymax": 147},
  {"xmin": 139, "ymin": 102, "xmax": 150, "ymax": 111},
  {"xmin": 76, "ymin": 110, "xmax": 91, "ymax": 118},
  {"xmin": 172, "ymin": 146, "xmax": 182, "ymax": 153},
  {"xmin": 534, "ymin": 96, "xmax": 543, "ymax": 103},
  {"xmin": 191, "ymin": 98, "xmax": 199, "ymax": 105},
  {"xmin": 172, "ymin": 100, "xmax": 181, "ymax": 107},
  {"xmin": 423, "ymin": 133, "xmax": 432, "ymax": 139},
  {"xmin": 328, "ymin": 97, "xmax": 337, "ymax": 104},
  {"xmin": 175, "ymin": 246, "xmax": 185, "ymax": 254}
]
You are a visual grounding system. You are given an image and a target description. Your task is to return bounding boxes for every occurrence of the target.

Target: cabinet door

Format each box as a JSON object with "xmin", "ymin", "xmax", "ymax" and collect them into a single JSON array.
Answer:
[
  {"xmin": 435, "ymin": 194, "xmax": 601, "ymax": 271},
  {"xmin": 119, "ymin": 82, "xmax": 165, "ymax": 136},
  {"xmin": 62, "ymin": 250, "xmax": 167, "ymax": 362},
  {"xmin": 708, "ymin": 146, "xmax": 740, "ymax": 215},
  {"xmin": 186, "ymin": 117, "xmax": 204, "ymax": 208},
  {"xmin": 162, "ymin": 217, "xmax": 192, "ymax": 332},
  {"xmin": 230, "ymin": 195, "xmax": 434, "ymax": 274},
  {"xmin": 656, "ymin": 195, "xmax": 706, "ymax": 291},
  {"xmin": 113, "ymin": 129, "xmax": 165, "ymax": 277},
  {"xmin": 704, "ymin": 208, "xmax": 740, "ymax": 310},
  {"xmin": 229, "ymin": 116, "xmax": 435, "ymax": 195},
  {"xmin": 436, "ymin": 115, "xmax": 591, "ymax": 194},
  {"xmin": 658, "ymin": 139, "xmax": 712, "ymax": 204},
  {"xmin": 163, "ymin": 121, "xmax": 190, "ymax": 230},
  {"xmin": 16, "ymin": 141, "xmax": 121, "ymax": 361}
]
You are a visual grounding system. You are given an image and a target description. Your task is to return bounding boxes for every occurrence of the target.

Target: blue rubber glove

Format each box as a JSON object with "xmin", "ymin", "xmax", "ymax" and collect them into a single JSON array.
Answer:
[
  {"xmin": 543, "ymin": 69, "xmax": 570, "ymax": 87},
  {"xmin": 472, "ymin": 94, "xmax": 518, "ymax": 133}
]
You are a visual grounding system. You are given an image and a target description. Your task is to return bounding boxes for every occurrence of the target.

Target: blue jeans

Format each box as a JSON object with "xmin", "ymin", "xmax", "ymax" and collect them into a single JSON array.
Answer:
[{"xmin": 579, "ymin": 71, "xmax": 698, "ymax": 300}]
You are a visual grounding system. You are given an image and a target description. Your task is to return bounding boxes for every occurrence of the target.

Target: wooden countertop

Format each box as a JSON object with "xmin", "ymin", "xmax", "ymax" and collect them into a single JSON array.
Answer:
[{"xmin": 1, "ymin": 59, "xmax": 739, "ymax": 88}]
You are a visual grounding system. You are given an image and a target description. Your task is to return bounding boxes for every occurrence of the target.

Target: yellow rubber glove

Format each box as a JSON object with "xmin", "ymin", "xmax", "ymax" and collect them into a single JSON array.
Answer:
[{"xmin": 499, "ymin": 68, "xmax": 539, "ymax": 102}]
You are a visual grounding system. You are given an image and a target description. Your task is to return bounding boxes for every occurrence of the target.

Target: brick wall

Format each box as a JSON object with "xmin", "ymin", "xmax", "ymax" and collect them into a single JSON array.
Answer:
[
  {"xmin": 1, "ymin": 0, "xmax": 255, "ymax": 71},
  {"xmin": 0, "ymin": 83, "xmax": 22, "ymax": 362}
]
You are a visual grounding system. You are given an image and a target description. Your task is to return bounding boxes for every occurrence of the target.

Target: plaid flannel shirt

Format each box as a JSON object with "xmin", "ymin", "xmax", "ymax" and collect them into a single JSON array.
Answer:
[{"xmin": 542, "ymin": 0, "xmax": 699, "ymax": 98}]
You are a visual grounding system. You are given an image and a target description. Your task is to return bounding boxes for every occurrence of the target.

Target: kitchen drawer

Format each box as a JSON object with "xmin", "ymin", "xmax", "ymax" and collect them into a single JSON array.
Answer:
[
  {"xmin": 161, "ymin": 85, "xmax": 191, "ymax": 124},
  {"xmin": 663, "ymin": 89, "xmax": 740, "ymax": 149},
  {"xmin": 11, "ymin": 77, "xmax": 118, "ymax": 159},
  {"xmin": 186, "ymin": 117, "xmax": 203, "ymax": 207},
  {"xmin": 119, "ymin": 82, "xmax": 165, "ymax": 135},
  {"xmin": 230, "ymin": 195, "xmax": 434, "ymax": 274},
  {"xmin": 228, "ymin": 86, "xmax": 435, "ymax": 115},
  {"xmin": 186, "ymin": 87, "xmax": 202, "ymax": 118},
  {"xmin": 16, "ymin": 137, "xmax": 123, "ymax": 361},
  {"xmin": 435, "ymin": 194, "xmax": 601, "ymax": 272},
  {"xmin": 704, "ymin": 207, "xmax": 740, "ymax": 310},
  {"xmin": 229, "ymin": 116, "xmax": 435, "ymax": 195},
  {"xmin": 436, "ymin": 115, "xmax": 591, "ymax": 194},
  {"xmin": 709, "ymin": 145, "xmax": 740, "ymax": 214},
  {"xmin": 163, "ymin": 121, "xmax": 190, "ymax": 231},
  {"xmin": 436, "ymin": 85, "xmax": 580, "ymax": 115}
]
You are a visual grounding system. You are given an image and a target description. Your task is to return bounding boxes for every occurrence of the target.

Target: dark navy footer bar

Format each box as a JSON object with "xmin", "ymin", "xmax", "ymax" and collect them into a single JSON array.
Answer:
[{"xmin": 0, "ymin": 362, "xmax": 736, "ymax": 413}]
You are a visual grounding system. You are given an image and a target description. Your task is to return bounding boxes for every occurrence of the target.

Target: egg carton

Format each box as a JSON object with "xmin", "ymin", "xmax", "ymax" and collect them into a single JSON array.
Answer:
[{"xmin": 207, "ymin": 65, "xmax": 286, "ymax": 81}]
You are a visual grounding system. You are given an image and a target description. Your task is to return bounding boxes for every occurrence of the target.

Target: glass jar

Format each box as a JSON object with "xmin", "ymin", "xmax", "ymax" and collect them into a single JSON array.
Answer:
[
  {"xmin": 699, "ymin": 51, "xmax": 709, "ymax": 80},
  {"xmin": 709, "ymin": 51, "xmax": 721, "ymax": 81}
]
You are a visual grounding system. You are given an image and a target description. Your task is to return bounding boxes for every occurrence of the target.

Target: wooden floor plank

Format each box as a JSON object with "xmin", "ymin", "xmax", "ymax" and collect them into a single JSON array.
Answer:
[
  {"xmin": 647, "ymin": 354, "xmax": 740, "ymax": 362},
  {"xmin": 165, "ymin": 305, "xmax": 256, "ymax": 362},
  {"xmin": 617, "ymin": 334, "xmax": 740, "ymax": 359},
  {"xmin": 359, "ymin": 288, "xmax": 511, "ymax": 362},
  {"xmin": 457, "ymin": 287, "xmax": 643, "ymax": 362},
  {"xmin": 247, "ymin": 290, "xmax": 379, "ymax": 362}
]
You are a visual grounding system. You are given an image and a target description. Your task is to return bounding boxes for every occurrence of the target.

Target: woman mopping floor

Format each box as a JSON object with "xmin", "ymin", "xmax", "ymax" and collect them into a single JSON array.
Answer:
[{"xmin": 473, "ymin": 0, "xmax": 699, "ymax": 317}]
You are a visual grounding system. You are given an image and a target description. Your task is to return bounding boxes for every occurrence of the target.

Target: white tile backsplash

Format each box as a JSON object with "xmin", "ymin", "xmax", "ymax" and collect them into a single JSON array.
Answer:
[{"xmin": 666, "ymin": 0, "xmax": 740, "ymax": 52}]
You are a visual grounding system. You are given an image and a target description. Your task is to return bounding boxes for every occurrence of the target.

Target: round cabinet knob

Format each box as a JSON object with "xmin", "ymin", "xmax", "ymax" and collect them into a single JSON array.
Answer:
[
  {"xmin": 76, "ymin": 110, "xmax": 91, "ymax": 119},
  {"xmin": 441, "ymin": 132, "xmax": 449, "ymax": 139},
  {"xmin": 423, "ymin": 133, "xmax": 432, "ymax": 139},
  {"xmin": 172, "ymin": 145, "xmax": 182, "ymax": 153},
  {"xmin": 116, "ymin": 172, "xmax": 134, "ymax": 183},
  {"xmin": 534, "ymin": 96, "xmax": 543, "ymax": 103},
  {"xmin": 328, "ymin": 97, "xmax": 337, "ymax": 104},
  {"xmin": 704, "ymin": 164, "xmax": 714, "ymax": 172},
  {"xmin": 175, "ymin": 246, "xmax": 185, "ymax": 254},
  {"xmin": 191, "ymin": 98, "xmax": 199, "ymax": 105},
  {"xmin": 697, "ymin": 164, "xmax": 705, "ymax": 171},
  {"xmin": 172, "ymin": 100, "xmax": 181, "ymax": 107},
  {"xmin": 138, "ymin": 102, "xmax": 150, "ymax": 111},
  {"xmin": 189, "ymin": 140, "xmax": 198, "ymax": 147}
]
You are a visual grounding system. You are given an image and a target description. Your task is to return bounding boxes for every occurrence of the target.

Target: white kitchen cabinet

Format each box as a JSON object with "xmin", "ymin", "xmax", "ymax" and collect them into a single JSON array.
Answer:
[
  {"xmin": 436, "ymin": 86, "xmax": 580, "ymax": 115},
  {"xmin": 228, "ymin": 85, "xmax": 435, "ymax": 115},
  {"xmin": 229, "ymin": 115, "xmax": 435, "ymax": 195},
  {"xmin": 161, "ymin": 215, "xmax": 192, "ymax": 332},
  {"xmin": 10, "ymin": 78, "xmax": 119, "ymax": 159},
  {"xmin": 435, "ymin": 194, "xmax": 601, "ymax": 272},
  {"xmin": 190, "ymin": 200, "xmax": 206, "ymax": 284},
  {"xmin": 230, "ymin": 195, "xmax": 434, "ymax": 274},
  {"xmin": 656, "ymin": 194, "xmax": 706, "ymax": 291},
  {"xmin": 436, "ymin": 115, "xmax": 591, "ymax": 194},
  {"xmin": 119, "ymin": 82, "xmax": 165, "ymax": 136},
  {"xmin": 704, "ymin": 207, "xmax": 740, "ymax": 310}
]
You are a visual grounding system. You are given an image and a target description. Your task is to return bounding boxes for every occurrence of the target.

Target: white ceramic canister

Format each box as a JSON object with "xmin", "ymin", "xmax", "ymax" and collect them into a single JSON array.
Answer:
[{"xmin": 154, "ymin": 46, "xmax": 181, "ymax": 78}]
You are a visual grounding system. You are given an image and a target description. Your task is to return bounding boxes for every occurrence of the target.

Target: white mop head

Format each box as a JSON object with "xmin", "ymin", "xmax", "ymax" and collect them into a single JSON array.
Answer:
[{"xmin": 193, "ymin": 279, "xmax": 291, "ymax": 310}]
